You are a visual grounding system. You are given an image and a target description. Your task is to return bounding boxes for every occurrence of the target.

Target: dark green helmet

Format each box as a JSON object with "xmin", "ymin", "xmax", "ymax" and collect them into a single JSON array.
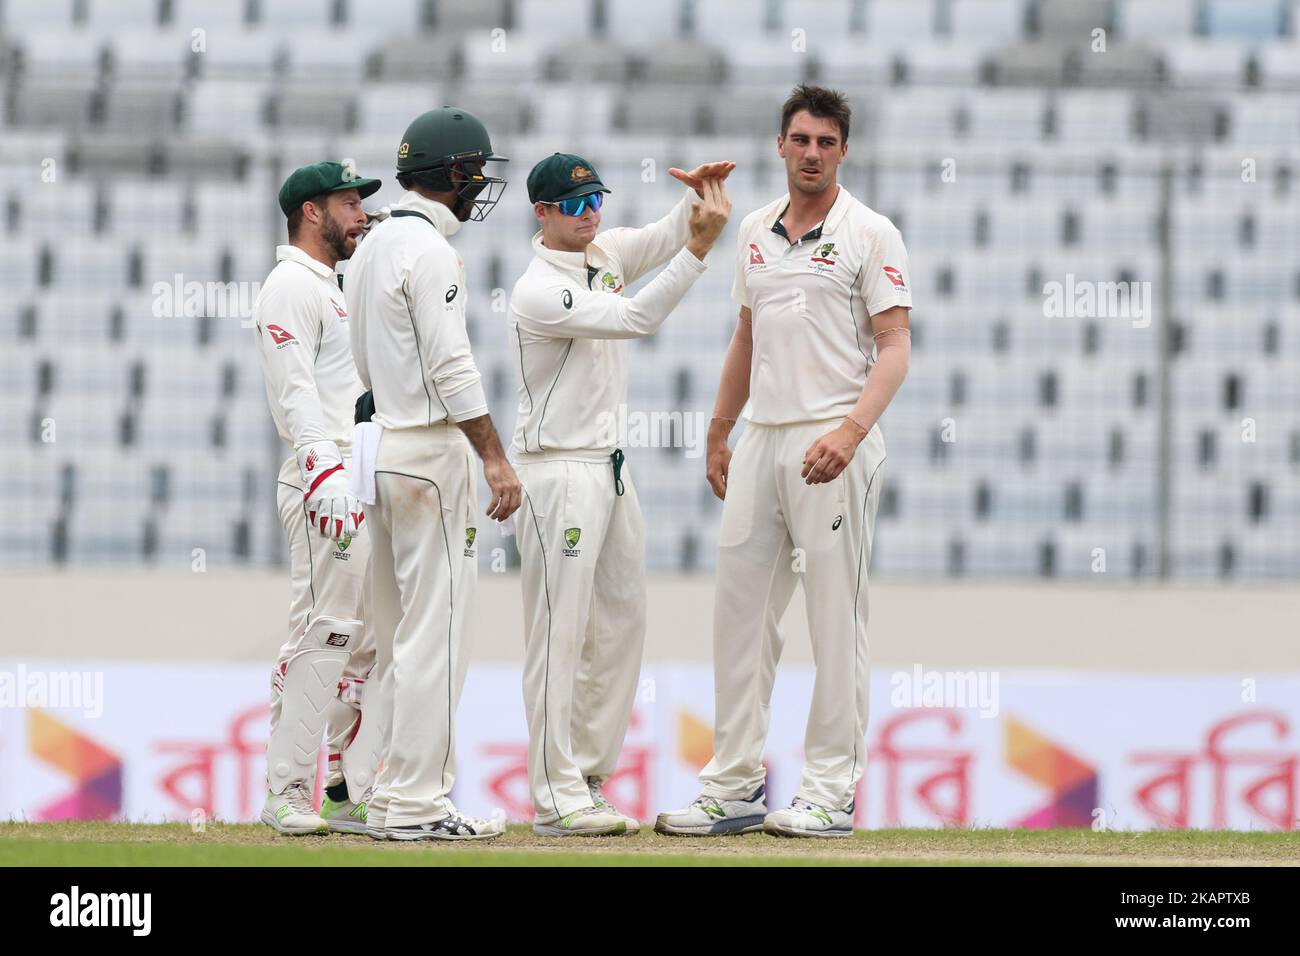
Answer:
[{"xmin": 396, "ymin": 107, "xmax": 508, "ymax": 222}]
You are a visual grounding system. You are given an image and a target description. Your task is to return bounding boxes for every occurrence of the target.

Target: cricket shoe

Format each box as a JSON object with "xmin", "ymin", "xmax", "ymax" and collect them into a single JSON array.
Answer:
[
  {"xmin": 587, "ymin": 776, "xmax": 640, "ymax": 834},
  {"xmin": 385, "ymin": 805, "xmax": 505, "ymax": 841},
  {"xmin": 763, "ymin": 798, "xmax": 854, "ymax": 838},
  {"xmin": 320, "ymin": 785, "xmax": 371, "ymax": 835},
  {"xmin": 260, "ymin": 783, "xmax": 328, "ymax": 835},
  {"xmin": 365, "ymin": 801, "xmax": 387, "ymax": 841},
  {"xmin": 533, "ymin": 805, "xmax": 631, "ymax": 837},
  {"xmin": 653, "ymin": 786, "xmax": 767, "ymax": 836}
]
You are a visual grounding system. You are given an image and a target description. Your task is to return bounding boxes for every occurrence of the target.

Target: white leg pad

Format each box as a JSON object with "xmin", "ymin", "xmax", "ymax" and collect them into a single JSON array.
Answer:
[{"xmin": 267, "ymin": 616, "xmax": 356, "ymax": 794}]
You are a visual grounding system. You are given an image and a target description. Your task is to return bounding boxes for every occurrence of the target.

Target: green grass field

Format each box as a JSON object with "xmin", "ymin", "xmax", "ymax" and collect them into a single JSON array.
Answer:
[{"xmin": 2, "ymin": 822, "xmax": 1297, "ymax": 866}]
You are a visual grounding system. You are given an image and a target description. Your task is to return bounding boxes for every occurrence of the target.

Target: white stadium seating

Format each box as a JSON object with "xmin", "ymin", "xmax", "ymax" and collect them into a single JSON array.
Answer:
[{"xmin": 0, "ymin": 0, "xmax": 1295, "ymax": 576}]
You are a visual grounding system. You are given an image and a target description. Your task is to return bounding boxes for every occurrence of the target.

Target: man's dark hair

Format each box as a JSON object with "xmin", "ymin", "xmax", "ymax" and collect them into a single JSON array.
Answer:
[
  {"xmin": 780, "ymin": 84, "xmax": 851, "ymax": 143},
  {"xmin": 287, "ymin": 192, "xmax": 329, "ymax": 238}
]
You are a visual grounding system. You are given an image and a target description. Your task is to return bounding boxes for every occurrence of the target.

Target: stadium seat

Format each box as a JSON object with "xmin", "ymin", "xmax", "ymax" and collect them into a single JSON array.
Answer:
[
  {"xmin": 86, "ymin": 0, "xmax": 159, "ymax": 32},
  {"xmin": 257, "ymin": 0, "xmax": 338, "ymax": 29},
  {"xmin": 268, "ymin": 85, "xmax": 356, "ymax": 134},
  {"xmin": 170, "ymin": 0, "xmax": 251, "ymax": 29},
  {"xmin": 460, "ymin": 29, "xmax": 547, "ymax": 86},
  {"xmin": 1034, "ymin": 0, "xmax": 1112, "ymax": 38},
  {"xmin": 280, "ymin": 31, "xmax": 370, "ymax": 83},
  {"xmin": 369, "ymin": 35, "xmax": 464, "ymax": 81},
  {"xmin": 1256, "ymin": 39, "xmax": 1300, "ymax": 90},
  {"xmin": 1203, "ymin": 0, "xmax": 1286, "ymax": 40},
  {"xmin": 191, "ymin": 28, "xmax": 282, "ymax": 80},
  {"xmin": 8, "ymin": 78, "xmax": 98, "ymax": 130},
  {"xmin": 185, "ymin": 79, "xmax": 269, "ymax": 136},
  {"xmin": 1157, "ymin": 40, "xmax": 1250, "ymax": 90},
  {"xmin": 946, "ymin": 0, "xmax": 1026, "ymax": 43},
  {"xmin": 513, "ymin": 0, "xmax": 594, "ymax": 41},
  {"xmin": 104, "ymin": 31, "xmax": 195, "ymax": 80},
  {"xmin": 1115, "ymin": 0, "xmax": 1196, "ymax": 40},
  {"xmin": 898, "ymin": 41, "xmax": 990, "ymax": 87},
  {"xmin": 966, "ymin": 89, "xmax": 1050, "ymax": 142},
  {"xmin": 100, "ymin": 83, "xmax": 185, "ymax": 133}
]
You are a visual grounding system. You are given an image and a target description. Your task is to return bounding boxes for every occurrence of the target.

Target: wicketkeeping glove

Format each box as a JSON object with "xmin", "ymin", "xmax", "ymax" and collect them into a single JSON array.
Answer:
[{"xmin": 297, "ymin": 440, "xmax": 365, "ymax": 542}]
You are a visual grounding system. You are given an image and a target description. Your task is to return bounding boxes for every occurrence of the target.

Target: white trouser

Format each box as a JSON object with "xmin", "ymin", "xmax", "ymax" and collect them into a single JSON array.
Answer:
[
  {"xmin": 700, "ymin": 419, "xmax": 886, "ymax": 810},
  {"xmin": 273, "ymin": 454, "xmax": 375, "ymax": 789},
  {"xmin": 515, "ymin": 454, "xmax": 646, "ymax": 822},
  {"xmin": 365, "ymin": 424, "xmax": 478, "ymax": 827}
]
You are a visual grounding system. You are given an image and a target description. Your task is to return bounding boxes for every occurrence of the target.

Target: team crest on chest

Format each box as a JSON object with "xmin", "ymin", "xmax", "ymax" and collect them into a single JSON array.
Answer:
[
  {"xmin": 808, "ymin": 241, "xmax": 839, "ymax": 275},
  {"xmin": 601, "ymin": 272, "xmax": 623, "ymax": 293}
]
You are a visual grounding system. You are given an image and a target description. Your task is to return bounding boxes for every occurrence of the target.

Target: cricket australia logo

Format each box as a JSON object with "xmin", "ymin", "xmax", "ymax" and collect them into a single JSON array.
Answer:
[
  {"xmin": 333, "ymin": 533, "xmax": 353, "ymax": 559},
  {"xmin": 464, "ymin": 527, "xmax": 477, "ymax": 557},
  {"xmin": 809, "ymin": 242, "xmax": 838, "ymax": 274},
  {"xmin": 601, "ymin": 272, "xmax": 623, "ymax": 293},
  {"xmin": 562, "ymin": 527, "xmax": 582, "ymax": 557}
]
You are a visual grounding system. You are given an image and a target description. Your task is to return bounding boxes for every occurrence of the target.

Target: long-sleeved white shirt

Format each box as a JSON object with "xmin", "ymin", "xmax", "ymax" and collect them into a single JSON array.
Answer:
[
  {"xmin": 508, "ymin": 188, "xmax": 705, "ymax": 460},
  {"xmin": 345, "ymin": 191, "xmax": 488, "ymax": 430},
  {"xmin": 253, "ymin": 244, "xmax": 363, "ymax": 452}
]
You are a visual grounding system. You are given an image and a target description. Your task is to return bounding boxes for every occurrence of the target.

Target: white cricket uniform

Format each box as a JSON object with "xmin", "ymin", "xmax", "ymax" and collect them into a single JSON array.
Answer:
[
  {"xmin": 508, "ymin": 189, "xmax": 705, "ymax": 822},
  {"xmin": 252, "ymin": 245, "xmax": 375, "ymax": 788},
  {"xmin": 345, "ymin": 191, "xmax": 486, "ymax": 827},
  {"xmin": 700, "ymin": 186, "xmax": 912, "ymax": 810}
]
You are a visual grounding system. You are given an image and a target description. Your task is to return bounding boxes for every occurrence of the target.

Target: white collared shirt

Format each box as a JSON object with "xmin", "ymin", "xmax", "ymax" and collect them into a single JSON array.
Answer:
[
  {"xmin": 507, "ymin": 189, "xmax": 705, "ymax": 459},
  {"xmin": 731, "ymin": 186, "xmax": 912, "ymax": 425},
  {"xmin": 253, "ymin": 243, "xmax": 363, "ymax": 451},
  {"xmin": 345, "ymin": 190, "xmax": 488, "ymax": 430}
]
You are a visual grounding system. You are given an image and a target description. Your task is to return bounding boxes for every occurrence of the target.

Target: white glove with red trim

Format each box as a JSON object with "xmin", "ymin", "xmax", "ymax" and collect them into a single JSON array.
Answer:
[{"xmin": 297, "ymin": 440, "xmax": 365, "ymax": 543}]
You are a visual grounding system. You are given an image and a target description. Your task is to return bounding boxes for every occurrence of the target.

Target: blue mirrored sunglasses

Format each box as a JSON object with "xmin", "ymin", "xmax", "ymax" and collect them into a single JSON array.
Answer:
[{"xmin": 546, "ymin": 192, "xmax": 605, "ymax": 217}]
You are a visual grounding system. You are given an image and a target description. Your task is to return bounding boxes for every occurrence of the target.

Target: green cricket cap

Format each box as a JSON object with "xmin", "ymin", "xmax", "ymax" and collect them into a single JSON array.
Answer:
[
  {"xmin": 278, "ymin": 161, "xmax": 381, "ymax": 217},
  {"xmin": 526, "ymin": 152, "xmax": 611, "ymax": 204}
]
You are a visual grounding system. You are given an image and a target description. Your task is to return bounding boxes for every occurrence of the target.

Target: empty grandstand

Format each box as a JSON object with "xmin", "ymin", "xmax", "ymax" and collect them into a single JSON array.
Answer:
[{"xmin": 3, "ymin": 0, "xmax": 1298, "ymax": 579}]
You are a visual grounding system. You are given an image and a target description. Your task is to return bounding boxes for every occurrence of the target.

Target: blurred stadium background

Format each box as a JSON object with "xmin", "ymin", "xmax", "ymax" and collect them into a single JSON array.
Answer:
[
  {"xmin": 3, "ymin": 0, "xmax": 1299, "ymax": 578},
  {"xmin": 2, "ymin": 0, "xmax": 1299, "ymax": 833}
]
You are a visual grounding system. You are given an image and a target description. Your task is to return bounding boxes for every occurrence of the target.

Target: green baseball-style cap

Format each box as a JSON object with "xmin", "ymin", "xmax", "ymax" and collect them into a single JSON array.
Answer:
[
  {"xmin": 526, "ymin": 152, "xmax": 611, "ymax": 204},
  {"xmin": 277, "ymin": 161, "xmax": 382, "ymax": 217}
]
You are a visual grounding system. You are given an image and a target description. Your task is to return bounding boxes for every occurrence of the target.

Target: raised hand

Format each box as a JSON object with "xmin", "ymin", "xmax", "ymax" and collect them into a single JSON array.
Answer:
[{"xmin": 668, "ymin": 161, "xmax": 736, "ymax": 197}]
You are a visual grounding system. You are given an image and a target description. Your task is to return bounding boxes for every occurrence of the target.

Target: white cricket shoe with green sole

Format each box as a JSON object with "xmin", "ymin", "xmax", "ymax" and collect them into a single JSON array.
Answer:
[
  {"xmin": 587, "ymin": 776, "xmax": 640, "ymax": 834},
  {"xmin": 763, "ymin": 798, "xmax": 854, "ymax": 838},
  {"xmin": 260, "ymin": 783, "xmax": 328, "ymax": 835},
  {"xmin": 533, "ymin": 805, "xmax": 630, "ymax": 837},
  {"xmin": 654, "ymin": 786, "xmax": 767, "ymax": 836},
  {"xmin": 320, "ymin": 785, "xmax": 371, "ymax": 834}
]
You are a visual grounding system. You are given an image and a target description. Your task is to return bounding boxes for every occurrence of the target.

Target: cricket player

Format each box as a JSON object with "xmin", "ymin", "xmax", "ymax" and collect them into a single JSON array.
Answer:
[
  {"xmin": 346, "ymin": 107, "xmax": 520, "ymax": 841},
  {"xmin": 253, "ymin": 161, "xmax": 386, "ymax": 835},
  {"xmin": 509, "ymin": 153, "xmax": 733, "ymax": 835},
  {"xmin": 656, "ymin": 85, "xmax": 913, "ymax": 838}
]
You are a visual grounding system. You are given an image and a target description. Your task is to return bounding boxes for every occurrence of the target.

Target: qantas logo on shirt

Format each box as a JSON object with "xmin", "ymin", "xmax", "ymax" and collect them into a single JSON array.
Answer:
[
  {"xmin": 883, "ymin": 265, "xmax": 907, "ymax": 289},
  {"xmin": 265, "ymin": 324, "xmax": 296, "ymax": 347},
  {"xmin": 748, "ymin": 243, "xmax": 765, "ymax": 265},
  {"xmin": 329, "ymin": 299, "xmax": 347, "ymax": 317}
]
